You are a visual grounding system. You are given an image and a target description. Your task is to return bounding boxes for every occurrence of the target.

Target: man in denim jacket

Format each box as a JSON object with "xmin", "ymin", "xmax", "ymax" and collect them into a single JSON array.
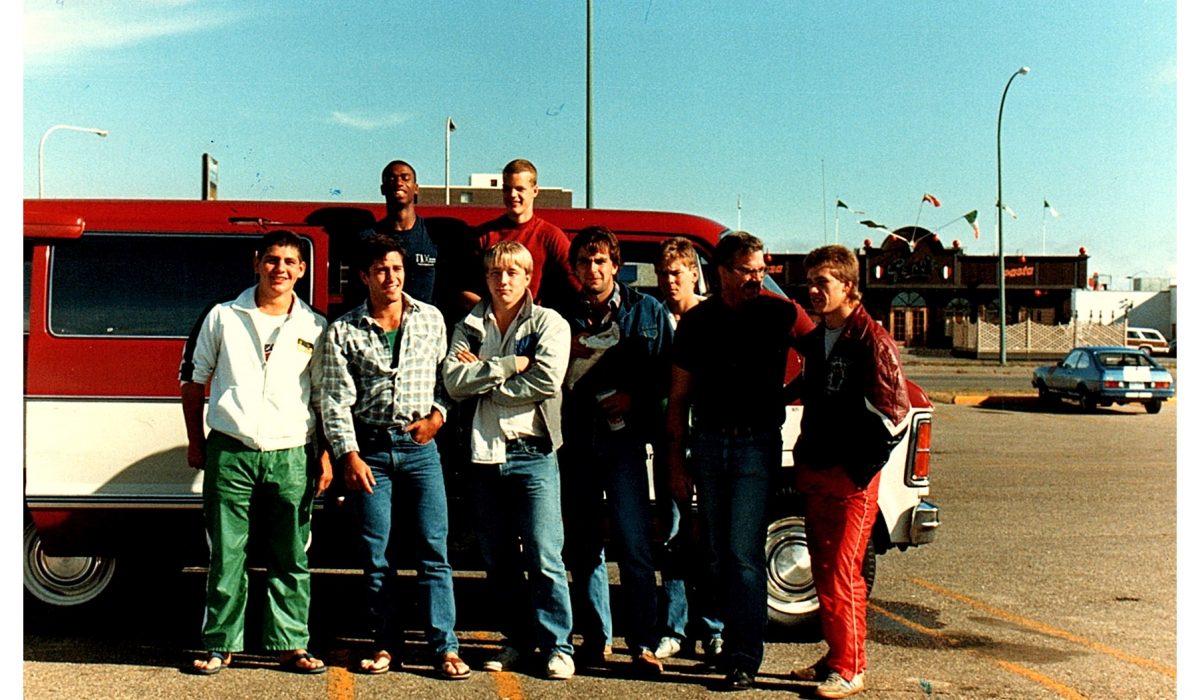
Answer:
[{"xmin": 558, "ymin": 226, "xmax": 674, "ymax": 674}]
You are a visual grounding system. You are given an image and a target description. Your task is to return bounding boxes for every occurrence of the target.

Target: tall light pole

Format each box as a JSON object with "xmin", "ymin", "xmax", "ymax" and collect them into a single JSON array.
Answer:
[
  {"xmin": 586, "ymin": 0, "xmax": 594, "ymax": 208},
  {"xmin": 38, "ymin": 124, "xmax": 109, "ymax": 197},
  {"xmin": 444, "ymin": 117, "xmax": 456, "ymax": 205},
  {"xmin": 996, "ymin": 66, "xmax": 1029, "ymax": 365}
]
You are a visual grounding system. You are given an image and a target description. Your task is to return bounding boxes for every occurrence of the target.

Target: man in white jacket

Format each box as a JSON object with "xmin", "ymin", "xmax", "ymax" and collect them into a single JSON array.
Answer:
[
  {"xmin": 442, "ymin": 240, "xmax": 575, "ymax": 680},
  {"xmin": 180, "ymin": 230, "xmax": 331, "ymax": 676}
]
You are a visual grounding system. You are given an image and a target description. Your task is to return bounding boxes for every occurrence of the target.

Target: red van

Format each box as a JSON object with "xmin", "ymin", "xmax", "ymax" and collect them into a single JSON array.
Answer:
[{"xmin": 22, "ymin": 198, "xmax": 937, "ymax": 630}]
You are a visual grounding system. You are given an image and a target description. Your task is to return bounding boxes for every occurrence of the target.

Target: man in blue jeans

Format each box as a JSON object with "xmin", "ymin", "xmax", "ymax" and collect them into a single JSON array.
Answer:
[
  {"xmin": 666, "ymin": 232, "xmax": 814, "ymax": 691},
  {"xmin": 442, "ymin": 240, "xmax": 575, "ymax": 680},
  {"xmin": 558, "ymin": 226, "xmax": 673, "ymax": 674},
  {"xmin": 652, "ymin": 237, "xmax": 724, "ymax": 664},
  {"xmin": 316, "ymin": 235, "xmax": 469, "ymax": 679}
]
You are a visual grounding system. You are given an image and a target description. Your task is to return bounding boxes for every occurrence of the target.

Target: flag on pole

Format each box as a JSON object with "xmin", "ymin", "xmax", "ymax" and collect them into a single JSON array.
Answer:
[
  {"xmin": 922, "ymin": 192, "xmax": 941, "ymax": 207},
  {"xmin": 964, "ymin": 210, "xmax": 980, "ymax": 239},
  {"xmin": 448, "ymin": 117, "xmax": 457, "ymax": 132},
  {"xmin": 836, "ymin": 199, "xmax": 864, "ymax": 214},
  {"xmin": 1043, "ymin": 199, "xmax": 1059, "ymax": 218},
  {"xmin": 859, "ymin": 220, "xmax": 891, "ymax": 230},
  {"xmin": 1003, "ymin": 204, "xmax": 1018, "ymax": 220}
]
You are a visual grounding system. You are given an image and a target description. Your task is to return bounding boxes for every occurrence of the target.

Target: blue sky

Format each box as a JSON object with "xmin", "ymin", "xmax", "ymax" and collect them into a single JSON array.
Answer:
[{"xmin": 21, "ymin": 1, "xmax": 1179, "ymax": 286}]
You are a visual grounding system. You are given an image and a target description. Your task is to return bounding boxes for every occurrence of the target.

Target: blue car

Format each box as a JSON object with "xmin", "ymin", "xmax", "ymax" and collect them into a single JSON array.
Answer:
[{"xmin": 1032, "ymin": 346, "xmax": 1174, "ymax": 414}]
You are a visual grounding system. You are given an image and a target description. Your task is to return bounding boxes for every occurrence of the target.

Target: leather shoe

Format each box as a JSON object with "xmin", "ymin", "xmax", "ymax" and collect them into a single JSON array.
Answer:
[{"xmin": 720, "ymin": 668, "xmax": 754, "ymax": 691}]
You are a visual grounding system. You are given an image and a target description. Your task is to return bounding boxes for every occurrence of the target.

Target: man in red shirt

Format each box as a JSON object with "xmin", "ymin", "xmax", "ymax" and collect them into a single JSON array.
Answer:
[{"xmin": 469, "ymin": 159, "xmax": 580, "ymax": 314}]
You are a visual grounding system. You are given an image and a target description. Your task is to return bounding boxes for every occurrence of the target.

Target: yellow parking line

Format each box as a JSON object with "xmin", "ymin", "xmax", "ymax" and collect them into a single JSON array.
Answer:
[
  {"xmin": 870, "ymin": 603, "xmax": 1087, "ymax": 699},
  {"xmin": 491, "ymin": 671, "xmax": 525, "ymax": 699},
  {"xmin": 327, "ymin": 666, "xmax": 355, "ymax": 700},
  {"xmin": 907, "ymin": 577, "xmax": 1175, "ymax": 678}
]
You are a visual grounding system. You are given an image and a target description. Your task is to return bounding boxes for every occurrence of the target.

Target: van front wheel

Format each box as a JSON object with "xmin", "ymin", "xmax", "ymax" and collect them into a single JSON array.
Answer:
[
  {"xmin": 764, "ymin": 513, "xmax": 876, "ymax": 632},
  {"xmin": 24, "ymin": 520, "xmax": 117, "ymax": 608}
]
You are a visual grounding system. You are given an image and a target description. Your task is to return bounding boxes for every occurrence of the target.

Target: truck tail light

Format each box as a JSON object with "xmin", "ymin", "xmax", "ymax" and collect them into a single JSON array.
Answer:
[
  {"xmin": 1103, "ymin": 380, "xmax": 1120, "ymax": 388},
  {"xmin": 906, "ymin": 414, "xmax": 932, "ymax": 487},
  {"xmin": 1153, "ymin": 381, "xmax": 1171, "ymax": 389}
]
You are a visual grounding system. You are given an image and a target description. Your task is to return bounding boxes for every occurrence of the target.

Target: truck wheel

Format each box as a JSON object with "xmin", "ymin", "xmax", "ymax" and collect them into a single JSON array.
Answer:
[
  {"xmin": 24, "ymin": 520, "xmax": 117, "ymax": 608},
  {"xmin": 1145, "ymin": 399, "xmax": 1163, "ymax": 414},
  {"xmin": 764, "ymin": 513, "xmax": 876, "ymax": 631}
]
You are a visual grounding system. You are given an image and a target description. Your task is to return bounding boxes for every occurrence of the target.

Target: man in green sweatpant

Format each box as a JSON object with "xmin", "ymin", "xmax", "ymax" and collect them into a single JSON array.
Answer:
[{"xmin": 179, "ymin": 229, "xmax": 332, "ymax": 675}]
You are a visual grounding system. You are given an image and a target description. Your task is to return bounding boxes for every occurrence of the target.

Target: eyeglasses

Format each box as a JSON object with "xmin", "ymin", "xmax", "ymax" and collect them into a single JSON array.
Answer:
[{"xmin": 731, "ymin": 265, "xmax": 767, "ymax": 279}]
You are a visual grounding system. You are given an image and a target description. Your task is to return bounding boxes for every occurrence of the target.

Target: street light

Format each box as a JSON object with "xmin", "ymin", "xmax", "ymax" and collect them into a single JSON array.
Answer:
[
  {"xmin": 38, "ymin": 124, "xmax": 109, "ymax": 198},
  {"xmin": 444, "ymin": 117, "xmax": 456, "ymax": 205},
  {"xmin": 996, "ymin": 66, "xmax": 1029, "ymax": 366}
]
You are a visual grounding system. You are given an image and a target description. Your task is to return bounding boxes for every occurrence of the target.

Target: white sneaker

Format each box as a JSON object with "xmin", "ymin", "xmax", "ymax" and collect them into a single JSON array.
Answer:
[
  {"xmin": 653, "ymin": 636, "xmax": 682, "ymax": 659},
  {"xmin": 545, "ymin": 650, "xmax": 575, "ymax": 680},
  {"xmin": 482, "ymin": 646, "xmax": 520, "ymax": 672},
  {"xmin": 815, "ymin": 671, "xmax": 865, "ymax": 698}
]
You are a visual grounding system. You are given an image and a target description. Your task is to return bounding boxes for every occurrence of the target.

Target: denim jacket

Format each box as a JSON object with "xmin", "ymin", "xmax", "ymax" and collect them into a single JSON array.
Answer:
[{"xmin": 562, "ymin": 282, "xmax": 674, "ymax": 444}]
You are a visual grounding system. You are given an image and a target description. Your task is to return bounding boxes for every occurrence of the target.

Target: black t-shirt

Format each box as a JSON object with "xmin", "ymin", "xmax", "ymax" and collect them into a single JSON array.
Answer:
[
  {"xmin": 358, "ymin": 215, "xmax": 438, "ymax": 304},
  {"xmin": 673, "ymin": 292, "xmax": 813, "ymax": 429}
]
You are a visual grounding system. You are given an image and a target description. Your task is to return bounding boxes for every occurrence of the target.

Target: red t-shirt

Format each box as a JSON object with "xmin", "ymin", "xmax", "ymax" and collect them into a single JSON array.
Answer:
[{"xmin": 475, "ymin": 215, "xmax": 581, "ymax": 310}]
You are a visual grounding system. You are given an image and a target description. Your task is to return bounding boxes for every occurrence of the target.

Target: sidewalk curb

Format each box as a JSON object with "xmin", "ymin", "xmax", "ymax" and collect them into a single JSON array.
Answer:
[{"xmin": 928, "ymin": 391, "xmax": 1176, "ymax": 406}]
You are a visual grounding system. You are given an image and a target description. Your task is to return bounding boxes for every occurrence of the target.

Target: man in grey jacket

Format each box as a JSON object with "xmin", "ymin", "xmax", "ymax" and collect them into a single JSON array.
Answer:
[{"xmin": 442, "ymin": 240, "xmax": 575, "ymax": 680}]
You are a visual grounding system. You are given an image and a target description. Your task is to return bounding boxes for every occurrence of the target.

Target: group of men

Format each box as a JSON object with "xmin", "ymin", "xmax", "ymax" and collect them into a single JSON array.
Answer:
[{"xmin": 179, "ymin": 156, "xmax": 909, "ymax": 698}]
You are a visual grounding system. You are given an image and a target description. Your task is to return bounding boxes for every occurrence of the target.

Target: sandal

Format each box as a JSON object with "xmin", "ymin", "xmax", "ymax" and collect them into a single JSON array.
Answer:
[
  {"xmin": 358, "ymin": 650, "xmax": 392, "ymax": 675},
  {"xmin": 278, "ymin": 651, "xmax": 327, "ymax": 675},
  {"xmin": 189, "ymin": 651, "xmax": 231, "ymax": 675},
  {"xmin": 439, "ymin": 651, "xmax": 472, "ymax": 680}
]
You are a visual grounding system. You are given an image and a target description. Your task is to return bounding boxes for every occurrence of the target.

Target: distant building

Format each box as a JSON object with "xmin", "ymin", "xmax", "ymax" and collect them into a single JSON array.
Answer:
[
  {"xmin": 1071, "ymin": 287, "xmax": 1176, "ymax": 340},
  {"xmin": 419, "ymin": 173, "xmax": 573, "ymax": 208},
  {"xmin": 767, "ymin": 226, "xmax": 1092, "ymax": 349}
]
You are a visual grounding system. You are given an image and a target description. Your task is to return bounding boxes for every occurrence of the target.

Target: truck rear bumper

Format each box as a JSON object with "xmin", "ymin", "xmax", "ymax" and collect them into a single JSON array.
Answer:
[{"xmin": 909, "ymin": 499, "xmax": 940, "ymax": 545}]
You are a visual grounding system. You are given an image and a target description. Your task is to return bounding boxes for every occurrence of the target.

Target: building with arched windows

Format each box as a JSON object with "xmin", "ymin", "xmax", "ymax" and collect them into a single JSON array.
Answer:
[{"xmin": 767, "ymin": 226, "xmax": 1092, "ymax": 349}]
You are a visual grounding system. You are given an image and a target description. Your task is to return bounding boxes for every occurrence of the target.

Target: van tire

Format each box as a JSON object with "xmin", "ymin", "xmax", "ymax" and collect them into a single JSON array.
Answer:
[
  {"xmin": 764, "ymin": 509, "xmax": 876, "ymax": 634},
  {"xmin": 24, "ymin": 520, "xmax": 117, "ymax": 608}
]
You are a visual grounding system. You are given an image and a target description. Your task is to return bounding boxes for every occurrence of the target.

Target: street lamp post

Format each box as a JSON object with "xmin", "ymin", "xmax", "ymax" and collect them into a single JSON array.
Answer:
[
  {"xmin": 38, "ymin": 124, "xmax": 109, "ymax": 197},
  {"xmin": 996, "ymin": 66, "xmax": 1029, "ymax": 366},
  {"xmin": 444, "ymin": 117, "xmax": 456, "ymax": 205}
]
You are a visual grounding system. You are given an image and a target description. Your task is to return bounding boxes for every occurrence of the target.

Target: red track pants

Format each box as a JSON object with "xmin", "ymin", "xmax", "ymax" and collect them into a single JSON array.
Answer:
[{"xmin": 798, "ymin": 466, "xmax": 881, "ymax": 680}]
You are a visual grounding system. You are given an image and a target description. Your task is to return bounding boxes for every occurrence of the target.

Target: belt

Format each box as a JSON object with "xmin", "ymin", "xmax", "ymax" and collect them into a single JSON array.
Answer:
[
  {"xmin": 694, "ymin": 422, "xmax": 775, "ymax": 438},
  {"xmin": 506, "ymin": 436, "xmax": 553, "ymax": 453}
]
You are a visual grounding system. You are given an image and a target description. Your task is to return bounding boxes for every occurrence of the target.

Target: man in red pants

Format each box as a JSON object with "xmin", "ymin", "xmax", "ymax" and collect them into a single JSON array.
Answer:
[{"xmin": 788, "ymin": 244, "xmax": 910, "ymax": 698}]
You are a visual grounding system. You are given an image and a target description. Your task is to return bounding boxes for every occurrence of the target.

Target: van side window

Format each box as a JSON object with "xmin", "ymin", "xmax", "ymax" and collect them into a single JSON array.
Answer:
[
  {"xmin": 48, "ymin": 233, "xmax": 313, "ymax": 338},
  {"xmin": 615, "ymin": 239, "xmax": 712, "ymax": 300},
  {"xmin": 24, "ymin": 243, "xmax": 34, "ymax": 335}
]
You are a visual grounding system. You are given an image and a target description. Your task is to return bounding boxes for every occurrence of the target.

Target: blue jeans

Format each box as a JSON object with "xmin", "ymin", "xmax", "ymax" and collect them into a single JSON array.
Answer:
[
  {"xmin": 349, "ymin": 427, "xmax": 458, "ymax": 655},
  {"xmin": 653, "ymin": 457, "xmax": 724, "ymax": 643},
  {"xmin": 561, "ymin": 436, "xmax": 659, "ymax": 654},
  {"xmin": 470, "ymin": 438, "xmax": 574, "ymax": 657},
  {"xmin": 690, "ymin": 427, "xmax": 779, "ymax": 675}
]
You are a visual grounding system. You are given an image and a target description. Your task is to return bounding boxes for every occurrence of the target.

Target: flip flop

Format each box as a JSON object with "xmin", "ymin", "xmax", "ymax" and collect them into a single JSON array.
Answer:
[
  {"xmin": 279, "ymin": 651, "xmax": 327, "ymax": 675},
  {"xmin": 439, "ymin": 652, "xmax": 472, "ymax": 680},
  {"xmin": 189, "ymin": 651, "xmax": 231, "ymax": 676},
  {"xmin": 358, "ymin": 651, "xmax": 392, "ymax": 675}
]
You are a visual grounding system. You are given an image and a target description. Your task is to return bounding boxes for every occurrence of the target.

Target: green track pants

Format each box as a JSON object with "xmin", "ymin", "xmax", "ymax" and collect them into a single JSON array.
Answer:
[{"xmin": 200, "ymin": 431, "xmax": 314, "ymax": 652}]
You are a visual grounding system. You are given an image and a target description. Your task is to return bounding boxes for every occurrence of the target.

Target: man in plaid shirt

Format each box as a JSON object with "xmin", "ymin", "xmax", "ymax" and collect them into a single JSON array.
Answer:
[{"xmin": 315, "ymin": 235, "xmax": 470, "ymax": 680}]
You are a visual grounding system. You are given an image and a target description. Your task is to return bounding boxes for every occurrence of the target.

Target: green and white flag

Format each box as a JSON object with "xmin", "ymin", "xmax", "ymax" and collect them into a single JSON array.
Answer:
[{"xmin": 964, "ymin": 210, "xmax": 980, "ymax": 239}]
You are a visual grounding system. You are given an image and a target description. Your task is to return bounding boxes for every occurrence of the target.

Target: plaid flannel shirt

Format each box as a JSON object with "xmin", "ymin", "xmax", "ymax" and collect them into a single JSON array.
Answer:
[{"xmin": 316, "ymin": 294, "xmax": 449, "ymax": 459}]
